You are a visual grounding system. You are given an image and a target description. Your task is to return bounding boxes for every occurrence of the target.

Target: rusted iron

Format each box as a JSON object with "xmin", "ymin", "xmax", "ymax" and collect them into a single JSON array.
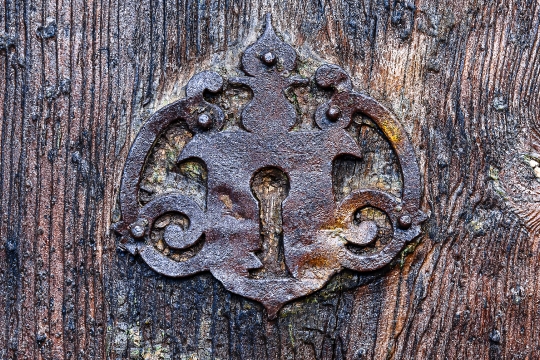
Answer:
[{"xmin": 114, "ymin": 14, "xmax": 427, "ymax": 319}]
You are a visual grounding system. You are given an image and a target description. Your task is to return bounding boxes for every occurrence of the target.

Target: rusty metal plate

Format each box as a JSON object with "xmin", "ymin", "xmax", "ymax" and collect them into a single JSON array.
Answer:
[{"xmin": 114, "ymin": 14, "xmax": 427, "ymax": 319}]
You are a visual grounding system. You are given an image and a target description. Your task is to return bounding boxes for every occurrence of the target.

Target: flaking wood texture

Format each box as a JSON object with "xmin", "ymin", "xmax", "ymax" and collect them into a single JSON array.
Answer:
[{"xmin": 1, "ymin": 0, "xmax": 540, "ymax": 359}]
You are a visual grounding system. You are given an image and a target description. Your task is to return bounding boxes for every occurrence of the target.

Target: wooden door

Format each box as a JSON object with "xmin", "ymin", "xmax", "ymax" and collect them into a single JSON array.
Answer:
[{"xmin": 1, "ymin": 1, "xmax": 539, "ymax": 359}]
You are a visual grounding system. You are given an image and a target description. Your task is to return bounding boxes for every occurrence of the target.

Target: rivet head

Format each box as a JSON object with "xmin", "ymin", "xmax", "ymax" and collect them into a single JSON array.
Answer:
[
  {"xmin": 261, "ymin": 52, "xmax": 276, "ymax": 65},
  {"xmin": 130, "ymin": 222, "xmax": 146, "ymax": 238},
  {"xmin": 398, "ymin": 214, "xmax": 412, "ymax": 229},
  {"xmin": 198, "ymin": 114, "xmax": 212, "ymax": 129},
  {"xmin": 326, "ymin": 105, "xmax": 341, "ymax": 121}
]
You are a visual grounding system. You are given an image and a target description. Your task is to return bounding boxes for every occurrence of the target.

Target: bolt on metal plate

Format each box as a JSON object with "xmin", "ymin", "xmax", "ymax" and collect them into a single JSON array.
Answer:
[{"xmin": 114, "ymin": 14, "xmax": 427, "ymax": 319}]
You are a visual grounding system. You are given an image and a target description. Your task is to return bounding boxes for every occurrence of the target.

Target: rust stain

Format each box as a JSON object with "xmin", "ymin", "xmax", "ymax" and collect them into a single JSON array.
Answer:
[{"xmin": 218, "ymin": 194, "xmax": 233, "ymax": 210}]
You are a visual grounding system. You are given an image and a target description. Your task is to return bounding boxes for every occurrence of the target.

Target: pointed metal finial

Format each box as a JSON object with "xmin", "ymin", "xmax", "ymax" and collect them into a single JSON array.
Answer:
[
  {"xmin": 265, "ymin": 12, "xmax": 272, "ymax": 29},
  {"xmin": 240, "ymin": 13, "xmax": 297, "ymax": 76}
]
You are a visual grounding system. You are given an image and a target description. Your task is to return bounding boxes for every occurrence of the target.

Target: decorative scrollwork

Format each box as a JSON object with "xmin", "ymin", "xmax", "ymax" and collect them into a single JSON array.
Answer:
[{"xmin": 114, "ymin": 13, "xmax": 427, "ymax": 319}]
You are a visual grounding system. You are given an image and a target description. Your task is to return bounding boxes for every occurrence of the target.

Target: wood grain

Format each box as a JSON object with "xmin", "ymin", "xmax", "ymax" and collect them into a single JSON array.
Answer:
[{"xmin": 1, "ymin": 0, "xmax": 539, "ymax": 358}]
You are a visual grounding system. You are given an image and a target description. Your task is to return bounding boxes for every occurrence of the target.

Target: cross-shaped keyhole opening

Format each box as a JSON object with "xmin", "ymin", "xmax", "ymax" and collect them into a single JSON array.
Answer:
[{"xmin": 250, "ymin": 167, "xmax": 291, "ymax": 278}]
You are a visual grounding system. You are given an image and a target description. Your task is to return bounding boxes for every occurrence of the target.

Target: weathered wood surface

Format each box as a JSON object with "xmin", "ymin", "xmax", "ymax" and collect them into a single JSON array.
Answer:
[{"xmin": 1, "ymin": 0, "xmax": 540, "ymax": 359}]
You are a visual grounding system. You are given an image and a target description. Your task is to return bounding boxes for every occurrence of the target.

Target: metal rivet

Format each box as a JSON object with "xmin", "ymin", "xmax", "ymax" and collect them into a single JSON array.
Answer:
[
  {"xmin": 261, "ymin": 52, "xmax": 276, "ymax": 65},
  {"xmin": 198, "ymin": 114, "xmax": 212, "ymax": 129},
  {"xmin": 398, "ymin": 214, "xmax": 412, "ymax": 229},
  {"xmin": 130, "ymin": 223, "xmax": 146, "ymax": 238},
  {"xmin": 326, "ymin": 105, "xmax": 341, "ymax": 121}
]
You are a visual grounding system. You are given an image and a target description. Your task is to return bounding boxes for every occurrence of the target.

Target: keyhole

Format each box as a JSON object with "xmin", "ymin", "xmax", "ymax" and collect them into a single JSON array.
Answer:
[{"xmin": 250, "ymin": 167, "xmax": 291, "ymax": 278}]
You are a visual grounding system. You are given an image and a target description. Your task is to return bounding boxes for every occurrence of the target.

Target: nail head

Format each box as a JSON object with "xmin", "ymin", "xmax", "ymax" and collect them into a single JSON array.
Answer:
[
  {"xmin": 198, "ymin": 114, "xmax": 212, "ymax": 129},
  {"xmin": 398, "ymin": 214, "xmax": 412, "ymax": 229},
  {"xmin": 262, "ymin": 52, "xmax": 276, "ymax": 65},
  {"xmin": 326, "ymin": 105, "xmax": 341, "ymax": 121},
  {"xmin": 130, "ymin": 223, "xmax": 146, "ymax": 238}
]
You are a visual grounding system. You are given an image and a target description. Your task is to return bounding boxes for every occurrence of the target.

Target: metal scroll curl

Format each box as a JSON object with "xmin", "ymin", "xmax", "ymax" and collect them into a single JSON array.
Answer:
[{"xmin": 114, "ymin": 14, "xmax": 427, "ymax": 319}]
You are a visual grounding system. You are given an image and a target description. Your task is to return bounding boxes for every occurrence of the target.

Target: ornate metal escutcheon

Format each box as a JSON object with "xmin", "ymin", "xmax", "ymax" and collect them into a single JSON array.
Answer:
[{"xmin": 115, "ymin": 14, "xmax": 427, "ymax": 319}]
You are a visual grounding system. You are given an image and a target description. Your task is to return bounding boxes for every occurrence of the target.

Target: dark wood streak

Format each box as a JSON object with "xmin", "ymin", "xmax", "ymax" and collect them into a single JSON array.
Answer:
[{"xmin": 1, "ymin": 0, "xmax": 539, "ymax": 359}]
